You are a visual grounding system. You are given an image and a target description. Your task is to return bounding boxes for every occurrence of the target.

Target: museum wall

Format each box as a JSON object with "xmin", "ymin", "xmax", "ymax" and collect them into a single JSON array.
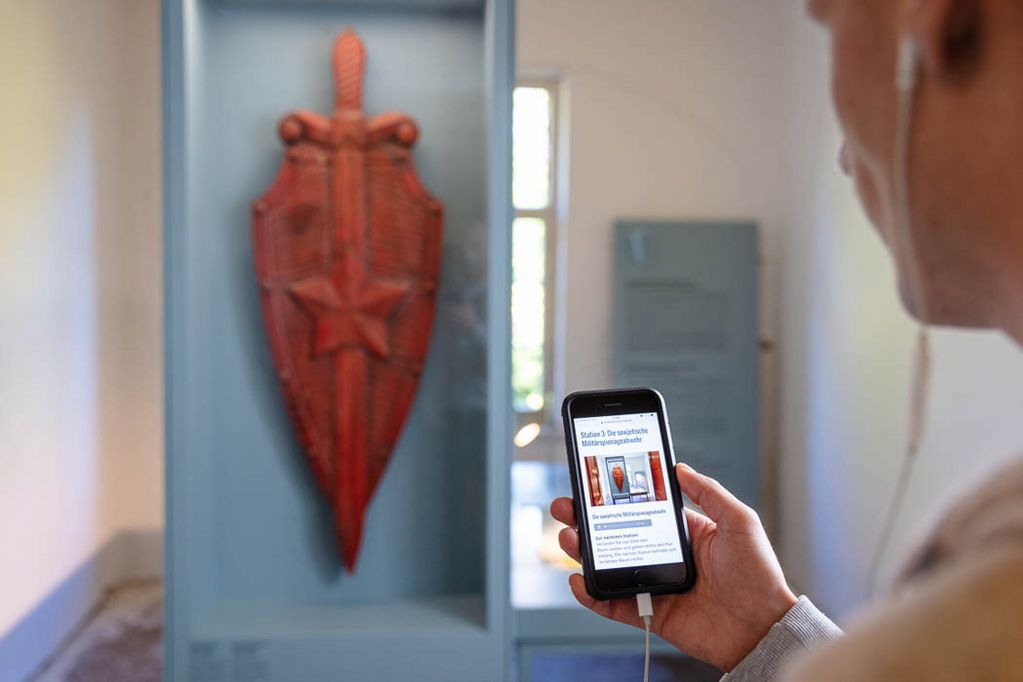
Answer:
[
  {"xmin": 517, "ymin": 0, "xmax": 789, "ymax": 409},
  {"xmin": 0, "ymin": 0, "xmax": 162, "ymax": 638},
  {"xmin": 516, "ymin": 0, "xmax": 790, "ymax": 536},
  {"xmin": 776, "ymin": 0, "xmax": 1023, "ymax": 616}
]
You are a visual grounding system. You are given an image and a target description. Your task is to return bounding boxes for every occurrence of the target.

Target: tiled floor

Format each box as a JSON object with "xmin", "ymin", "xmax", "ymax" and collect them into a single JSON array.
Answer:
[{"xmin": 31, "ymin": 583, "xmax": 162, "ymax": 682}]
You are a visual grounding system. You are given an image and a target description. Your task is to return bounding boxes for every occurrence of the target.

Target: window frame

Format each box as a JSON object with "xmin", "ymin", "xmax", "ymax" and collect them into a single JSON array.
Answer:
[{"xmin": 512, "ymin": 79, "xmax": 559, "ymax": 426}]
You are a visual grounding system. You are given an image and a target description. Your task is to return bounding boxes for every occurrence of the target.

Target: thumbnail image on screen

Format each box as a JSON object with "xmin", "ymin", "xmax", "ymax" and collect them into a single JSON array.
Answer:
[{"xmin": 582, "ymin": 452, "xmax": 668, "ymax": 507}]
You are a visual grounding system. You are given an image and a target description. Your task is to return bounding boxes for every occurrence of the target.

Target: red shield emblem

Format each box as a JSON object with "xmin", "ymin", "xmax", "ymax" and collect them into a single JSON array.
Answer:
[{"xmin": 252, "ymin": 29, "xmax": 443, "ymax": 572}]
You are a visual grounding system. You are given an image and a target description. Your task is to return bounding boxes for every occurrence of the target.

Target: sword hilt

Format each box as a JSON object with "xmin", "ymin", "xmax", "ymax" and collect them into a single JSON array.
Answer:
[{"xmin": 333, "ymin": 28, "xmax": 365, "ymax": 113}]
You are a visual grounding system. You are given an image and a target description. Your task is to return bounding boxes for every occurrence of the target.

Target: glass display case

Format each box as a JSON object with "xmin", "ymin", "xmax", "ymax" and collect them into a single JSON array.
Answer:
[{"xmin": 163, "ymin": 1, "xmax": 513, "ymax": 679}]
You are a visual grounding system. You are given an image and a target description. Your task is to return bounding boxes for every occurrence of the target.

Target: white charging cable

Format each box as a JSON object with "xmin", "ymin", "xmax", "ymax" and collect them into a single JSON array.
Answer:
[{"xmin": 636, "ymin": 592, "xmax": 653, "ymax": 682}]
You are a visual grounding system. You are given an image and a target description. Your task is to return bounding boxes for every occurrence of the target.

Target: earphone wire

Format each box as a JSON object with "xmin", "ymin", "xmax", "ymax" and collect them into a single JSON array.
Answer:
[{"xmin": 867, "ymin": 38, "xmax": 933, "ymax": 595}]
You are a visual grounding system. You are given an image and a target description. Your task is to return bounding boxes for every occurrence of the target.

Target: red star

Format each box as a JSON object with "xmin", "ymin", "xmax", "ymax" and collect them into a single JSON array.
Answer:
[{"xmin": 288, "ymin": 252, "xmax": 410, "ymax": 358}]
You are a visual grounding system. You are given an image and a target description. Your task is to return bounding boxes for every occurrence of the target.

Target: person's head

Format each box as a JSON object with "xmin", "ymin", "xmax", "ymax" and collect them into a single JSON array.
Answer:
[{"xmin": 809, "ymin": 0, "xmax": 1023, "ymax": 339}]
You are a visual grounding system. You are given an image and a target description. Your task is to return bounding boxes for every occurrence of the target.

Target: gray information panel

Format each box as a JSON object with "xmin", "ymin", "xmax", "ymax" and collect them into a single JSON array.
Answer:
[{"xmin": 613, "ymin": 221, "xmax": 759, "ymax": 507}]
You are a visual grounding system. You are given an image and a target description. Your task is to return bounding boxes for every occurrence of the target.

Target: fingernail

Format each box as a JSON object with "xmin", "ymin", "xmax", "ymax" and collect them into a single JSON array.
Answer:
[{"xmin": 679, "ymin": 462, "xmax": 694, "ymax": 472}]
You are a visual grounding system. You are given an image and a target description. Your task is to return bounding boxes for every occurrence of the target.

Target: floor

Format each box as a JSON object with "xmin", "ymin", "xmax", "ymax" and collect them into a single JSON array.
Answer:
[
  {"xmin": 528, "ymin": 653, "xmax": 721, "ymax": 682},
  {"xmin": 28, "ymin": 583, "xmax": 718, "ymax": 681},
  {"xmin": 30, "ymin": 583, "xmax": 162, "ymax": 682}
]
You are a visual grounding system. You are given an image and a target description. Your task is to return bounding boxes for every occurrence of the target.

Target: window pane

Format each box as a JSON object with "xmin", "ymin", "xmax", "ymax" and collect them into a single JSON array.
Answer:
[
  {"xmin": 512, "ymin": 217, "xmax": 546, "ymax": 412},
  {"xmin": 513, "ymin": 87, "xmax": 551, "ymax": 210}
]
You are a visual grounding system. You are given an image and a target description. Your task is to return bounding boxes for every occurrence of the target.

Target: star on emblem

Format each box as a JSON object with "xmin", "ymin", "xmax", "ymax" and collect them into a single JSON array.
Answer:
[{"xmin": 288, "ymin": 252, "xmax": 410, "ymax": 358}]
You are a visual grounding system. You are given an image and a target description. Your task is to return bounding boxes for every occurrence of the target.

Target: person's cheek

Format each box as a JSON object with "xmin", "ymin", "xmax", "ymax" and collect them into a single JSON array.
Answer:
[
  {"xmin": 852, "ymin": 163, "xmax": 889, "ymax": 243},
  {"xmin": 832, "ymin": 63, "xmax": 889, "ymax": 237}
]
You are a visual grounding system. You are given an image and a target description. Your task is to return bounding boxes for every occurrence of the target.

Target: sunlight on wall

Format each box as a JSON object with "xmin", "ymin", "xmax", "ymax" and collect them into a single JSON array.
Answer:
[
  {"xmin": 0, "ymin": 2, "xmax": 101, "ymax": 638},
  {"xmin": 0, "ymin": 0, "xmax": 162, "ymax": 638}
]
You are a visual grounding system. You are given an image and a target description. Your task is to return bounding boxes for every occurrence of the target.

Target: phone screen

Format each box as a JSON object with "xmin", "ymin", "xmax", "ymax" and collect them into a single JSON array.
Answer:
[{"xmin": 572, "ymin": 411, "xmax": 684, "ymax": 571}]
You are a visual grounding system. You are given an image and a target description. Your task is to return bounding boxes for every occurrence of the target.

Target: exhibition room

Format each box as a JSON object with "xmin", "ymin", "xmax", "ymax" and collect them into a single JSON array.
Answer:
[{"xmin": 4, "ymin": 0, "xmax": 1023, "ymax": 680}]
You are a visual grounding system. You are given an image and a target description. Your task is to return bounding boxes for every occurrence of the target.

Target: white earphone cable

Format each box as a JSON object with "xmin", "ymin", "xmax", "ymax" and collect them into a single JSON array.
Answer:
[{"xmin": 867, "ymin": 37, "xmax": 933, "ymax": 594}]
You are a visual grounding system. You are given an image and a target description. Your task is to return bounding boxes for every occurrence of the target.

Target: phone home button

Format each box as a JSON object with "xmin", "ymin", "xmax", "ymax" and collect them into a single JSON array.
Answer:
[{"xmin": 633, "ymin": 569, "xmax": 651, "ymax": 587}]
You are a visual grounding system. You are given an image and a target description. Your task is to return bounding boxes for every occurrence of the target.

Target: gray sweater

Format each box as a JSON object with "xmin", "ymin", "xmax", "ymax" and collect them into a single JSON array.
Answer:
[
  {"xmin": 723, "ymin": 597, "xmax": 842, "ymax": 680},
  {"xmin": 723, "ymin": 456, "xmax": 1023, "ymax": 681}
]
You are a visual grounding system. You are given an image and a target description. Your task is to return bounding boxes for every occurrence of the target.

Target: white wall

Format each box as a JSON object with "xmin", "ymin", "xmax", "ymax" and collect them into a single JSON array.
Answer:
[
  {"xmin": 0, "ymin": 0, "xmax": 162, "ymax": 638},
  {"xmin": 516, "ymin": 1, "xmax": 791, "ymax": 530},
  {"xmin": 776, "ymin": 0, "xmax": 1023, "ymax": 616},
  {"xmin": 519, "ymin": 0, "xmax": 788, "ymax": 398}
]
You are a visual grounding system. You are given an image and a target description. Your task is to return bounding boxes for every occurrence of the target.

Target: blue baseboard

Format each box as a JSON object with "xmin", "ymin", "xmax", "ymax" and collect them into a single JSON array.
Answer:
[{"xmin": 0, "ymin": 529, "xmax": 163, "ymax": 682}]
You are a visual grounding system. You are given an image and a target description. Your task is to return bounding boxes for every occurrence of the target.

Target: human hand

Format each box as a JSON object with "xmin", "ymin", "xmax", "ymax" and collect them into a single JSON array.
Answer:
[{"xmin": 550, "ymin": 463, "xmax": 797, "ymax": 672}]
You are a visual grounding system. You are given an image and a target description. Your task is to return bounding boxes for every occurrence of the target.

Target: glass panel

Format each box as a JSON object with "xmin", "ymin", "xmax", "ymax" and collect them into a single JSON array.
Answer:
[
  {"xmin": 510, "ymin": 461, "xmax": 579, "ymax": 609},
  {"xmin": 513, "ymin": 87, "xmax": 552, "ymax": 210},
  {"xmin": 512, "ymin": 217, "xmax": 546, "ymax": 412},
  {"xmin": 176, "ymin": 11, "xmax": 490, "ymax": 611}
]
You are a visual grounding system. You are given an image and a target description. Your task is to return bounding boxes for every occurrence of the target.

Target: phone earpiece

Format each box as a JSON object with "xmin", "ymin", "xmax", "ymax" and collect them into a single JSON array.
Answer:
[{"xmin": 896, "ymin": 35, "xmax": 919, "ymax": 94}]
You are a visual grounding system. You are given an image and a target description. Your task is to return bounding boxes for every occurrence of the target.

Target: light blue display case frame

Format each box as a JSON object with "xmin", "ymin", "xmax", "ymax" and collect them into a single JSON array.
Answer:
[{"xmin": 162, "ymin": 0, "xmax": 514, "ymax": 679}]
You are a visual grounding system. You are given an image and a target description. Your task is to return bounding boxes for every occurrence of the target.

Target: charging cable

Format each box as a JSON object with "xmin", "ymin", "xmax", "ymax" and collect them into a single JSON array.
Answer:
[{"xmin": 636, "ymin": 592, "xmax": 653, "ymax": 682}]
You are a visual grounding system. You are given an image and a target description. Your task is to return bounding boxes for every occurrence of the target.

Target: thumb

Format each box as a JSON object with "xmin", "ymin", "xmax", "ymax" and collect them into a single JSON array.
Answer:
[{"xmin": 676, "ymin": 463, "xmax": 753, "ymax": 529}]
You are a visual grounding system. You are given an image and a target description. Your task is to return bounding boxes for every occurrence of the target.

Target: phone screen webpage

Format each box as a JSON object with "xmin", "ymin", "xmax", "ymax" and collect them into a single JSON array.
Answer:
[{"xmin": 573, "ymin": 412, "xmax": 684, "ymax": 571}]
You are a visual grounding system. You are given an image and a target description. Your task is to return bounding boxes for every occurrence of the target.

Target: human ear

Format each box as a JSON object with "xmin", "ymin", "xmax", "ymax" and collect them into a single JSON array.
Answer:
[{"xmin": 905, "ymin": 0, "xmax": 982, "ymax": 83}]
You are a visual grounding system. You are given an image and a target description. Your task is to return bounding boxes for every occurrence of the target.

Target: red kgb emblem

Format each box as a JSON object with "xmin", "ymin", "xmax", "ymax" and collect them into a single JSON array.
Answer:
[{"xmin": 252, "ymin": 29, "xmax": 443, "ymax": 572}]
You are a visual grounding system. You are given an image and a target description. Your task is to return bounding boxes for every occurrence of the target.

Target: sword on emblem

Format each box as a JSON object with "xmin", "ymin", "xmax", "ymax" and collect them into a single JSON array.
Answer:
[{"xmin": 253, "ymin": 29, "xmax": 444, "ymax": 572}]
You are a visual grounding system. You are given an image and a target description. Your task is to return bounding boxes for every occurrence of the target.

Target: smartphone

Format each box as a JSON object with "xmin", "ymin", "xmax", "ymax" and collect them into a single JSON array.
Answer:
[{"xmin": 562, "ymin": 388, "xmax": 696, "ymax": 599}]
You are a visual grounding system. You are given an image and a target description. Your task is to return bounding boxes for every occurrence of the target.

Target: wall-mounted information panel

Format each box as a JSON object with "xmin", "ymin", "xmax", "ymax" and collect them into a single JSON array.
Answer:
[
  {"xmin": 162, "ymin": 1, "xmax": 513, "ymax": 679},
  {"xmin": 613, "ymin": 221, "xmax": 759, "ymax": 507}
]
